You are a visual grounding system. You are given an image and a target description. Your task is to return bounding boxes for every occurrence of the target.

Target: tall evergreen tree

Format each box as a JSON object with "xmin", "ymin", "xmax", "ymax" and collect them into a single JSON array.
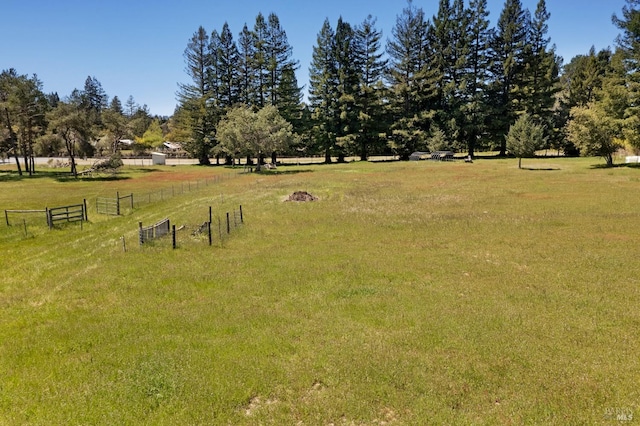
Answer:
[
  {"xmin": 309, "ymin": 18, "xmax": 339, "ymax": 163},
  {"xmin": 522, "ymin": 0, "xmax": 560, "ymax": 130},
  {"xmin": 110, "ymin": 96, "xmax": 124, "ymax": 115},
  {"xmin": 237, "ymin": 24, "xmax": 258, "ymax": 105},
  {"xmin": 276, "ymin": 64, "xmax": 304, "ymax": 135},
  {"xmin": 264, "ymin": 12, "xmax": 303, "ymax": 150},
  {"xmin": 613, "ymin": 0, "xmax": 640, "ymax": 149},
  {"xmin": 265, "ymin": 13, "xmax": 295, "ymax": 105},
  {"xmin": 490, "ymin": 0, "xmax": 530, "ymax": 155},
  {"xmin": 334, "ymin": 17, "xmax": 360, "ymax": 161},
  {"xmin": 102, "ymin": 96, "xmax": 128, "ymax": 153},
  {"xmin": 207, "ymin": 29, "xmax": 222, "ymax": 107},
  {"xmin": 178, "ymin": 26, "xmax": 211, "ymax": 103},
  {"xmin": 429, "ymin": 0, "xmax": 470, "ymax": 152},
  {"xmin": 125, "ymin": 95, "xmax": 137, "ymax": 118},
  {"xmin": 253, "ymin": 13, "xmax": 269, "ymax": 108},
  {"xmin": 353, "ymin": 15, "xmax": 388, "ymax": 160},
  {"xmin": 216, "ymin": 22, "xmax": 240, "ymax": 108},
  {"xmin": 462, "ymin": 0, "xmax": 493, "ymax": 156},
  {"xmin": 386, "ymin": 0, "xmax": 435, "ymax": 159},
  {"xmin": 177, "ymin": 26, "xmax": 215, "ymax": 165},
  {"xmin": 81, "ymin": 76, "xmax": 108, "ymax": 122}
]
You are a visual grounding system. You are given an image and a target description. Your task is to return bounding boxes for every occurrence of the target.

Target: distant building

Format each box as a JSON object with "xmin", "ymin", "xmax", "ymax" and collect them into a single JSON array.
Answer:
[{"xmin": 162, "ymin": 142, "xmax": 182, "ymax": 151}]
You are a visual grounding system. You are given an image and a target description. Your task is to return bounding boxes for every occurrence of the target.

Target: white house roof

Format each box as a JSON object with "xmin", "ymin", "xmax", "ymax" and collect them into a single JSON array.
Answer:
[{"xmin": 163, "ymin": 142, "xmax": 182, "ymax": 150}]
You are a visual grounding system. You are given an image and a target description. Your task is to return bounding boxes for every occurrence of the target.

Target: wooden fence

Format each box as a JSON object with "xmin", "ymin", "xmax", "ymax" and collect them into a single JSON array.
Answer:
[{"xmin": 47, "ymin": 201, "xmax": 88, "ymax": 229}]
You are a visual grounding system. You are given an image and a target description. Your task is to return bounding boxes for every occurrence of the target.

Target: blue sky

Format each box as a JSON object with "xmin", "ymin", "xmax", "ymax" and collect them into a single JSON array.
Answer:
[{"xmin": 0, "ymin": 0, "xmax": 628, "ymax": 117}]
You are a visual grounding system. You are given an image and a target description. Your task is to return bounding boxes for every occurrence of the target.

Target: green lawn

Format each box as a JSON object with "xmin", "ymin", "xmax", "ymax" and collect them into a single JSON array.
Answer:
[{"xmin": 0, "ymin": 158, "xmax": 638, "ymax": 424}]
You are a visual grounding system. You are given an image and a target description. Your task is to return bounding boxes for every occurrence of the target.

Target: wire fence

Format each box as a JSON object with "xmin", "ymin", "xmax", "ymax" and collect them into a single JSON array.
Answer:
[
  {"xmin": 132, "ymin": 205, "xmax": 244, "ymax": 251},
  {"xmin": 2, "ymin": 171, "xmax": 245, "ymax": 246},
  {"xmin": 131, "ymin": 172, "xmax": 240, "ymax": 210},
  {"xmin": 139, "ymin": 218, "xmax": 171, "ymax": 245}
]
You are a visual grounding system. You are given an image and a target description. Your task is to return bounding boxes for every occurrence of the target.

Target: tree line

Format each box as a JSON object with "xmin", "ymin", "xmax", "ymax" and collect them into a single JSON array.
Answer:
[
  {"xmin": 172, "ymin": 0, "xmax": 640, "ymax": 166},
  {"xmin": 0, "ymin": 72, "xmax": 164, "ymax": 176},
  {"xmin": 3, "ymin": 0, "xmax": 640, "ymax": 172}
]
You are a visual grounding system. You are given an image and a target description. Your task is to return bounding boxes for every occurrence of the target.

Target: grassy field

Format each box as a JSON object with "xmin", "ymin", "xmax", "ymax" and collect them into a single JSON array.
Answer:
[{"xmin": 0, "ymin": 158, "xmax": 638, "ymax": 424}]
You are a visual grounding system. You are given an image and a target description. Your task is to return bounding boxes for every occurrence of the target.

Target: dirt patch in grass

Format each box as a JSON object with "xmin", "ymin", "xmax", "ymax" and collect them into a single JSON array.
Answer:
[{"xmin": 286, "ymin": 191, "xmax": 318, "ymax": 202}]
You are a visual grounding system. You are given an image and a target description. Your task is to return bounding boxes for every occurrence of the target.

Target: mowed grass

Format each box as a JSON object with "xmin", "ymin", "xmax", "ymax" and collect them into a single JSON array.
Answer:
[{"xmin": 0, "ymin": 158, "xmax": 639, "ymax": 424}]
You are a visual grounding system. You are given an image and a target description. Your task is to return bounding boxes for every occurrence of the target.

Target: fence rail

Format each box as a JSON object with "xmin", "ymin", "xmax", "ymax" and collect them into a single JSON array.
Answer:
[
  {"xmin": 139, "ymin": 218, "xmax": 170, "ymax": 245},
  {"xmin": 47, "ymin": 201, "xmax": 88, "ymax": 228}
]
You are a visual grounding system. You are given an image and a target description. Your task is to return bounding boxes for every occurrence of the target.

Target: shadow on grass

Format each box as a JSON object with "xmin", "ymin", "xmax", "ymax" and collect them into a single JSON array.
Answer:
[
  {"xmin": 0, "ymin": 170, "xmax": 71, "ymax": 182},
  {"xmin": 55, "ymin": 175, "xmax": 131, "ymax": 182},
  {"xmin": 522, "ymin": 167, "xmax": 561, "ymax": 171},
  {"xmin": 590, "ymin": 163, "xmax": 640, "ymax": 169},
  {"xmin": 0, "ymin": 168, "xmax": 135, "ymax": 182},
  {"xmin": 253, "ymin": 169, "xmax": 314, "ymax": 176},
  {"xmin": 125, "ymin": 167, "xmax": 163, "ymax": 173}
]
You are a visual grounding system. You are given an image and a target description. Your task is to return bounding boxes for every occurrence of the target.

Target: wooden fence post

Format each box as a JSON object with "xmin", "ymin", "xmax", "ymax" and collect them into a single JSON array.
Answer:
[
  {"xmin": 83, "ymin": 199, "xmax": 88, "ymax": 221},
  {"xmin": 240, "ymin": 205, "xmax": 243, "ymax": 223},
  {"xmin": 226, "ymin": 212, "xmax": 230, "ymax": 234},
  {"xmin": 5, "ymin": 210, "xmax": 8, "ymax": 226},
  {"xmin": 208, "ymin": 221, "xmax": 212, "ymax": 246},
  {"xmin": 172, "ymin": 225, "xmax": 176, "ymax": 249},
  {"xmin": 139, "ymin": 222, "xmax": 143, "ymax": 245},
  {"xmin": 116, "ymin": 191, "xmax": 120, "ymax": 216}
]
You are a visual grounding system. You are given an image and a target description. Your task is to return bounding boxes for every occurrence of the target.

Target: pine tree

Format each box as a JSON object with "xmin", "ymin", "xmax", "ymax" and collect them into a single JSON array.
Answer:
[
  {"xmin": 386, "ymin": 0, "xmax": 435, "ymax": 159},
  {"xmin": 253, "ymin": 13, "xmax": 269, "ymax": 108},
  {"xmin": 178, "ymin": 26, "xmax": 211, "ymax": 103},
  {"xmin": 216, "ymin": 22, "xmax": 240, "ymax": 108},
  {"xmin": 334, "ymin": 17, "xmax": 360, "ymax": 161},
  {"xmin": 207, "ymin": 29, "xmax": 222, "ymax": 107},
  {"xmin": 522, "ymin": 0, "xmax": 560, "ymax": 129},
  {"xmin": 265, "ymin": 13, "xmax": 293, "ymax": 105},
  {"xmin": 353, "ymin": 15, "xmax": 388, "ymax": 160},
  {"xmin": 430, "ymin": 0, "xmax": 469, "ymax": 152},
  {"xmin": 237, "ymin": 24, "xmax": 258, "ymax": 105},
  {"xmin": 462, "ymin": 0, "xmax": 492, "ymax": 156},
  {"xmin": 110, "ymin": 96, "xmax": 124, "ymax": 115},
  {"xmin": 177, "ymin": 26, "xmax": 215, "ymax": 165},
  {"xmin": 125, "ymin": 95, "xmax": 137, "ymax": 118},
  {"xmin": 264, "ymin": 12, "xmax": 303, "ymax": 155},
  {"xmin": 490, "ymin": 0, "xmax": 530, "ymax": 155},
  {"xmin": 81, "ymin": 76, "xmax": 108, "ymax": 128},
  {"xmin": 276, "ymin": 64, "xmax": 304, "ymax": 135},
  {"xmin": 102, "ymin": 96, "xmax": 128, "ymax": 153},
  {"xmin": 309, "ymin": 19, "xmax": 339, "ymax": 163},
  {"xmin": 613, "ymin": 0, "xmax": 640, "ymax": 149}
]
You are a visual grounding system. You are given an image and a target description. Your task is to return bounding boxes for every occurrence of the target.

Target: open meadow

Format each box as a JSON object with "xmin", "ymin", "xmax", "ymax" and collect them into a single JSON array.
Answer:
[{"xmin": 0, "ymin": 158, "xmax": 638, "ymax": 424}]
